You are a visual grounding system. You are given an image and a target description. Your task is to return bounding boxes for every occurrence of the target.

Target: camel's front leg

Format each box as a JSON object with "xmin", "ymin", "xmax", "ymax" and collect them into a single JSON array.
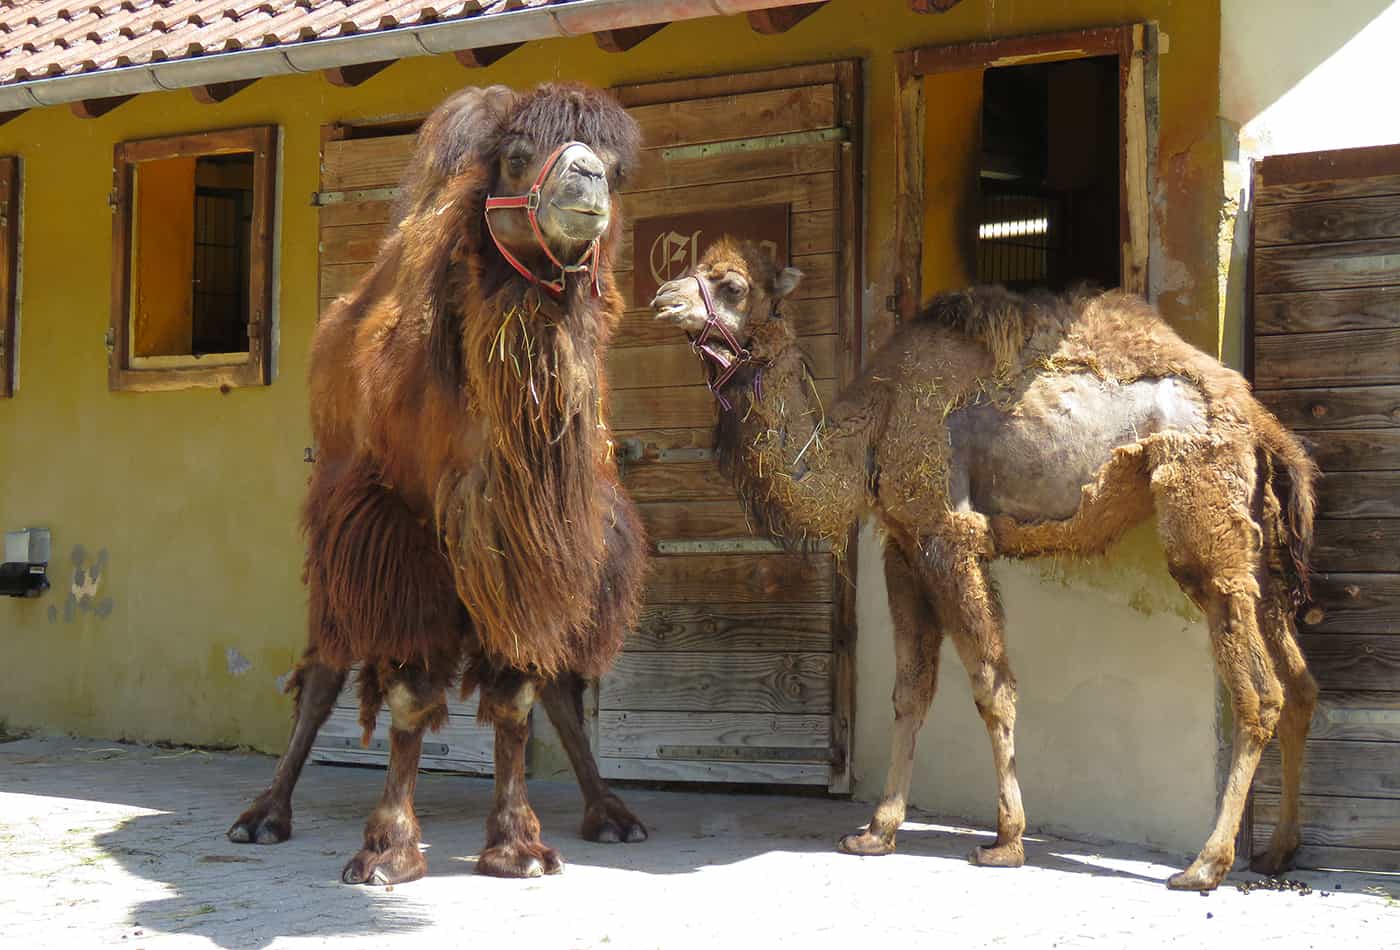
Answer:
[
  {"xmin": 477, "ymin": 671, "xmax": 563, "ymax": 877},
  {"xmin": 840, "ymin": 545, "xmax": 942, "ymax": 856},
  {"xmin": 228, "ymin": 653, "xmax": 346, "ymax": 845},
  {"xmin": 541, "ymin": 671, "xmax": 647, "ymax": 844},
  {"xmin": 934, "ymin": 538, "xmax": 1027, "ymax": 869},
  {"xmin": 341, "ymin": 669, "xmax": 445, "ymax": 885}
]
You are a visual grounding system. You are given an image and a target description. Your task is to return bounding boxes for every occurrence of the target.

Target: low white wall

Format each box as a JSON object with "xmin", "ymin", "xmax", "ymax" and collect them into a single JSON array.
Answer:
[{"xmin": 852, "ymin": 520, "xmax": 1220, "ymax": 855}]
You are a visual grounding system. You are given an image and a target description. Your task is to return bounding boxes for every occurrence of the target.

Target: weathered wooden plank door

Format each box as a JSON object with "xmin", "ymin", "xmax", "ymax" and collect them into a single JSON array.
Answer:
[
  {"xmin": 602, "ymin": 63, "xmax": 862, "ymax": 790},
  {"xmin": 308, "ymin": 127, "xmax": 495, "ymax": 775},
  {"xmin": 1250, "ymin": 143, "xmax": 1400, "ymax": 872}
]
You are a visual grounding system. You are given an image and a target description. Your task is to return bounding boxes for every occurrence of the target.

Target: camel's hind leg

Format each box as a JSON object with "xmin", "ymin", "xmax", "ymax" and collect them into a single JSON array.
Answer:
[
  {"xmin": 540, "ymin": 672, "xmax": 647, "ymax": 844},
  {"xmin": 1152, "ymin": 442, "xmax": 1284, "ymax": 890},
  {"xmin": 839, "ymin": 543, "xmax": 943, "ymax": 856},
  {"xmin": 228, "ymin": 651, "xmax": 346, "ymax": 844},
  {"xmin": 1250, "ymin": 483, "xmax": 1319, "ymax": 875},
  {"xmin": 341, "ymin": 665, "xmax": 446, "ymax": 886}
]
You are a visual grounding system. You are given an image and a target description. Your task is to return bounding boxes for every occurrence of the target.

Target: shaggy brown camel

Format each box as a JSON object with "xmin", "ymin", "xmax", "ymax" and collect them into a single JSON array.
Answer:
[
  {"xmin": 650, "ymin": 238, "xmax": 1319, "ymax": 890},
  {"xmin": 227, "ymin": 83, "xmax": 649, "ymax": 884}
]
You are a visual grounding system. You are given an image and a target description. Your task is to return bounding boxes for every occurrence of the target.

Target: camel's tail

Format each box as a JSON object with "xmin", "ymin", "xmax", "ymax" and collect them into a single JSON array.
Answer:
[{"xmin": 1258, "ymin": 415, "xmax": 1319, "ymax": 604}]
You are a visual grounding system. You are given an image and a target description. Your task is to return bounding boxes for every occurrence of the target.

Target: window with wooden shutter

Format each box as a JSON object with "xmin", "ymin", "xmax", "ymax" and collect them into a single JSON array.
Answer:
[
  {"xmin": 108, "ymin": 127, "xmax": 276, "ymax": 392},
  {"xmin": 0, "ymin": 156, "xmax": 18, "ymax": 399},
  {"xmin": 1249, "ymin": 144, "xmax": 1400, "ymax": 874}
]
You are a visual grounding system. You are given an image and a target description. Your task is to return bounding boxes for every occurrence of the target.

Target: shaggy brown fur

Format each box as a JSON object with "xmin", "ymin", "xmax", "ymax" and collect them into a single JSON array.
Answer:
[
  {"xmin": 652, "ymin": 237, "xmax": 1319, "ymax": 891},
  {"xmin": 229, "ymin": 83, "xmax": 649, "ymax": 884}
]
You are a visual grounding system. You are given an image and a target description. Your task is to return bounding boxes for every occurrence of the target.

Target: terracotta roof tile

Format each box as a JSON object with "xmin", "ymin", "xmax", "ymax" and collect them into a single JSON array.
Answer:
[{"xmin": 0, "ymin": 0, "xmax": 606, "ymax": 89}]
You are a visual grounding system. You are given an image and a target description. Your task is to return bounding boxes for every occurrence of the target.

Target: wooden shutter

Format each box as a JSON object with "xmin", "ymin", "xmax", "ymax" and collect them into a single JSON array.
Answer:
[
  {"xmin": 310, "ymin": 130, "xmax": 496, "ymax": 775},
  {"xmin": 0, "ymin": 156, "xmax": 18, "ymax": 399},
  {"xmin": 602, "ymin": 63, "xmax": 861, "ymax": 790},
  {"xmin": 1249, "ymin": 144, "xmax": 1400, "ymax": 872}
]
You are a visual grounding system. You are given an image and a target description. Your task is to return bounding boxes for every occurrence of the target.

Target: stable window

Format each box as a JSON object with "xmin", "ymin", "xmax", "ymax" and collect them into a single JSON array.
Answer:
[
  {"xmin": 0, "ymin": 156, "xmax": 18, "ymax": 399},
  {"xmin": 108, "ymin": 126, "xmax": 276, "ymax": 391},
  {"xmin": 890, "ymin": 25, "xmax": 1150, "ymax": 343}
]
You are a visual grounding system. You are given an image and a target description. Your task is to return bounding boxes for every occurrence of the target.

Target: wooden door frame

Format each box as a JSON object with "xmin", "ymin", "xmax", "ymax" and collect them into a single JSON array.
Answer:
[
  {"xmin": 890, "ymin": 23, "xmax": 1152, "ymax": 337},
  {"xmin": 613, "ymin": 59, "xmax": 864, "ymax": 793}
]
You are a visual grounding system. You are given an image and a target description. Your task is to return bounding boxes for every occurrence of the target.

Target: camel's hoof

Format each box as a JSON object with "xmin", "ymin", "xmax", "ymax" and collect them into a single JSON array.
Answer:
[
  {"xmin": 477, "ymin": 842, "xmax": 564, "ymax": 878},
  {"xmin": 227, "ymin": 798, "xmax": 291, "ymax": 845},
  {"xmin": 341, "ymin": 844, "xmax": 427, "ymax": 886},
  {"xmin": 969, "ymin": 843, "xmax": 1025, "ymax": 868},
  {"xmin": 581, "ymin": 795, "xmax": 647, "ymax": 844},
  {"xmin": 1166, "ymin": 862, "xmax": 1228, "ymax": 891},
  {"xmin": 1249, "ymin": 846, "xmax": 1298, "ymax": 877},
  {"xmin": 838, "ymin": 831, "xmax": 895, "ymax": 856}
]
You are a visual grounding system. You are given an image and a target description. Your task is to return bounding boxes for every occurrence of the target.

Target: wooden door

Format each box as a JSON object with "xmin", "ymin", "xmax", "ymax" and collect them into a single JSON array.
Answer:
[
  {"xmin": 1250, "ymin": 144, "xmax": 1400, "ymax": 872},
  {"xmin": 600, "ymin": 63, "xmax": 861, "ymax": 790},
  {"xmin": 309, "ymin": 128, "xmax": 495, "ymax": 776}
]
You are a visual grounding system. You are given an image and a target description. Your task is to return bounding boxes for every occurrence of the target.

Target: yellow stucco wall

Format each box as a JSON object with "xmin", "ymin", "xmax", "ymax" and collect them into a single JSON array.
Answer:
[{"xmin": 0, "ymin": 0, "xmax": 1224, "ymax": 851}]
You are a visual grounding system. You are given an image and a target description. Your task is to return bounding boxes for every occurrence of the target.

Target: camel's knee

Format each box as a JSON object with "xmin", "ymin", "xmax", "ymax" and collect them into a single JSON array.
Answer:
[
  {"xmin": 1293, "ymin": 669, "xmax": 1319, "ymax": 713},
  {"xmin": 968, "ymin": 661, "xmax": 1017, "ymax": 728}
]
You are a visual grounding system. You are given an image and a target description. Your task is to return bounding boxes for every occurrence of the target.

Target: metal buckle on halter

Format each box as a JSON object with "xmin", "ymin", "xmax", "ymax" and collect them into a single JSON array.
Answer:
[{"xmin": 483, "ymin": 140, "xmax": 601, "ymax": 297}]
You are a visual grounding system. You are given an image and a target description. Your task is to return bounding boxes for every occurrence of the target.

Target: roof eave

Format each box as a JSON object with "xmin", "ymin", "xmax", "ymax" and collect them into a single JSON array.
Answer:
[{"xmin": 0, "ymin": 0, "xmax": 821, "ymax": 113}]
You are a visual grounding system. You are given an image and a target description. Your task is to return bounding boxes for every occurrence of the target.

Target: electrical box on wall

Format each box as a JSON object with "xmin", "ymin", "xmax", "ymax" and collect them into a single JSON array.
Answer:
[{"xmin": 2, "ymin": 528, "xmax": 50, "ymax": 597}]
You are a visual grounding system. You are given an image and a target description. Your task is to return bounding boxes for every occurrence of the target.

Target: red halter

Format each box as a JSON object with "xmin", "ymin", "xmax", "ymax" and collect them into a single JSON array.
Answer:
[
  {"xmin": 688, "ymin": 274, "xmax": 769, "ymax": 412},
  {"xmin": 484, "ymin": 140, "xmax": 602, "ymax": 296}
]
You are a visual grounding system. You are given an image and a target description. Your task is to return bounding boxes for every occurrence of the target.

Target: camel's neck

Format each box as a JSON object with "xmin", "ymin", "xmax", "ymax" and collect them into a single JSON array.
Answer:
[{"xmin": 714, "ymin": 323, "xmax": 874, "ymax": 559}]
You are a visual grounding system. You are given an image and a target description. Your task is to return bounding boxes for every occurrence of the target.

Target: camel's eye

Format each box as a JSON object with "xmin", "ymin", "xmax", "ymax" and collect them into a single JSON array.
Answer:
[
  {"xmin": 719, "ymin": 274, "xmax": 748, "ymax": 298},
  {"xmin": 504, "ymin": 143, "xmax": 532, "ymax": 176}
]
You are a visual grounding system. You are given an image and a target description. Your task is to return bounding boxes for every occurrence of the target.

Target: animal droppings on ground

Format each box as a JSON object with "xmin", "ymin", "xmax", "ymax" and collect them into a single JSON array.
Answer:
[{"xmin": 1235, "ymin": 878, "xmax": 1315, "ymax": 895}]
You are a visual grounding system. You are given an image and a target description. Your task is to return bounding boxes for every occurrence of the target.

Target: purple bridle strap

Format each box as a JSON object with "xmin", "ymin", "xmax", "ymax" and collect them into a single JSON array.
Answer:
[{"xmin": 687, "ymin": 274, "xmax": 769, "ymax": 412}]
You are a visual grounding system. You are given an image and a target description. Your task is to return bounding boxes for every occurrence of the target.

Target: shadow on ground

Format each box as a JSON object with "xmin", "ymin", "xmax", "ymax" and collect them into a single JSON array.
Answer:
[{"xmin": 4, "ymin": 737, "xmax": 1392, "ymax": 948}]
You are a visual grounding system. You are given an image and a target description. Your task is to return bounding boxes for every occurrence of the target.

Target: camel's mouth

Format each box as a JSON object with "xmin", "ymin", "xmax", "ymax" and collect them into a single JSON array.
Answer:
[{"xmin": 652, "ymin": 300, "xmax": 689, "ymax": 322}]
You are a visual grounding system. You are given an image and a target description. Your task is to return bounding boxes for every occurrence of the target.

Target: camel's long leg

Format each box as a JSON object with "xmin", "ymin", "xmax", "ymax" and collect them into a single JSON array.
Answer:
[
  {"xmin": 540, "ymin": 671, "xmax": 647, "ymax": 844},
  {"xmin": 228, "ymin": 654, "xmax": 346, "ymax": 844},
  {"xmin": 839, "ymin": 543, "xmax": 942, "ymax": 856},
  {"xmin": 927, "ymin": 535, "xmax": 1027, "ymax": 868},
  {"xmin": 341, "ymin": 666, "xmax": 445, "ymax": 885},
  {"xmin": 477, "ymin": 670, "xmax": 562, "ymax": 877},
  {"xmin": 1152, "ymin": 444, "xmax": 1284, "ymax": 890},
  {"xmin": 1250, "ymin": 483, "xmax": 1318, "ymax": 875}
]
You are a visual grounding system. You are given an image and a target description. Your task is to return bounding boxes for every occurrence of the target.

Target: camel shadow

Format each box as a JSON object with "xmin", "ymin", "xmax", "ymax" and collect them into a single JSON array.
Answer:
[{"xmin": 18, "ymin": 738, "xmax": 1377, "ymax": 949}]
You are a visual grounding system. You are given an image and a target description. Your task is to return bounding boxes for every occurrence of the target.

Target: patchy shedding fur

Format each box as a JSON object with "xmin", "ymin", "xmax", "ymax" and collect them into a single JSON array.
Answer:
[{"xmin": 661, "ymin": 239, "xmax": 1320, "ymax": 892}]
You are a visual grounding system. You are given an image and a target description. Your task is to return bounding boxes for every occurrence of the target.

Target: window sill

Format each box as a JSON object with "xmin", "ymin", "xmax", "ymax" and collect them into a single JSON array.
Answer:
[{"xmin": 108, "ymin": 356, "xmax": 268, "ymax": 393}]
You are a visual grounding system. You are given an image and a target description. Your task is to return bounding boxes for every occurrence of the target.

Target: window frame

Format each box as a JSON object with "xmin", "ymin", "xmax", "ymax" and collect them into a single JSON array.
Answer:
[
  {"xmin": 888, "ymin": 24, "xmax": 1151, "ymax": 345},
  {"xmin": 0, "ymin": 156, "xmax": 18, "ymax": 399},
  {"xmin": 108, "ymin": 125, "xmax": 277, "ymax": 392}
]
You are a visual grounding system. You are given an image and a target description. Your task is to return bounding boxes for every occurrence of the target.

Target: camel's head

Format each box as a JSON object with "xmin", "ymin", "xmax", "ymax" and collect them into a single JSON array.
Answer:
[
  {"xmin": 650, "ymin": 237, "xmax": 803, "ymax": 350},
  {"xmin": 485, "ymin": 83, "xmax": 641, "ymax": 276}
]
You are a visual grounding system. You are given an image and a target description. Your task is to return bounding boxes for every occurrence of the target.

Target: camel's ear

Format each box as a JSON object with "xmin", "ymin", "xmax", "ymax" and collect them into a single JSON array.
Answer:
[{"xmin": 773, "ymin": 267, "xmax": 803, "ymax": 300}]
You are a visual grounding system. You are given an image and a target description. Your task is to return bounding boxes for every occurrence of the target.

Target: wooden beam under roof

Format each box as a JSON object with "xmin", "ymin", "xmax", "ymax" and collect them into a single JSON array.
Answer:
[
  {"xmin": 748, "ymin": 2, "xmax": 826, "ymax": 33},
  {"xmin": 455, "ymin": 43, "xmax": 523, "ymax": 68},
  {"xmin": 191, "ymin": 78, "xmax": 258, "ymax": 104},
  {"xmin": 595, "ymin": 23, "xmax": 667, "ymax": 53},
  {"xmin": 323, "ymin": 60, "xmax": 396, "ymax": 88},
  {"xmin": 71, "ymin": 95, "xmax": 132, "ymax": 119}
]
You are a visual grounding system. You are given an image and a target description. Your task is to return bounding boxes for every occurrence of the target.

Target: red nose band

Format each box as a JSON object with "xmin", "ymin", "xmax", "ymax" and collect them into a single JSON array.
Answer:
[{"xmin": 484, "ymin": 140, "xmax": 602, "ymax": 296}]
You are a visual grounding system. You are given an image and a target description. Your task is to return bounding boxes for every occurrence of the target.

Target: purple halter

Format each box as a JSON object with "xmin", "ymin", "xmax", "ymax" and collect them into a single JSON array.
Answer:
[{"xmin": 687, "ymin": 274, "xmax": 769, "ymax": 412}]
